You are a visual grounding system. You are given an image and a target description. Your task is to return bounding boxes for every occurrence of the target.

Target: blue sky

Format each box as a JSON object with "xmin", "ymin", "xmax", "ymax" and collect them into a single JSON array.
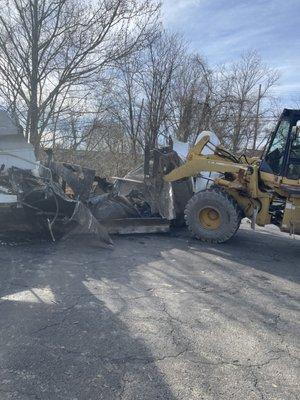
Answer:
[{"xmin": 162, "ymin": 0, "xmax": 300, "ymax": 105}]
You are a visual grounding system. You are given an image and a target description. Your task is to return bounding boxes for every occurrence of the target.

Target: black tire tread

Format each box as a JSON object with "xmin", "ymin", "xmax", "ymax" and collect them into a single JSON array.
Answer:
[{"xmin": 185, "ymin": 187, "xmax": 242, "ymax": 243}]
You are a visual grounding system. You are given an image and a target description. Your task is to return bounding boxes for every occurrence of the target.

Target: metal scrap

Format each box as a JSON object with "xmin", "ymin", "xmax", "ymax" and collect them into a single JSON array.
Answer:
[{"xmin": 0, "ymin": 109, "xmax": 193, "ymax": 246}]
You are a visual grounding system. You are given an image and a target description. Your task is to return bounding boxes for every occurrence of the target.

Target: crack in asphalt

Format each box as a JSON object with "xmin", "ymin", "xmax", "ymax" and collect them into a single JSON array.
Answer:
[
  {"xmin": 31, "ymin": 302, "xmax": 80, "ymax": 334},
  {"xmin": 185, "ymin": 352, "xmax": 288, "ymax": 369},
  {"xmin": 250, "ymin": 369, "xmax": 265, "ymax": 400}
]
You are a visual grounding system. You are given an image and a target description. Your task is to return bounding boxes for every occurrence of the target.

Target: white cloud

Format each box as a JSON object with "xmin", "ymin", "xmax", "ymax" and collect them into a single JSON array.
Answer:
[{"xmin": 162, "ymin": 0, "xmax": 205, "ymax": 23}]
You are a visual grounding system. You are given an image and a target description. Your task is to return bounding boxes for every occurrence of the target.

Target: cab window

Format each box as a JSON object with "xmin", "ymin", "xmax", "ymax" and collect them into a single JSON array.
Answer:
[
  {"xmin": 287, "ymin": 132, "xmax": 300, "ymax": 180},
  {"xmin": 264, "ymin": 120, "xmax": 290, "ymax": 175}
]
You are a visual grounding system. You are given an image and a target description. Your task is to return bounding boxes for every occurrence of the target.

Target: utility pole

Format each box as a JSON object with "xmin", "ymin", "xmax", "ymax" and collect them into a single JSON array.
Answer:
[{"xmin": 252, "ymin": 84, "xmax": 262, "ymax": 152}]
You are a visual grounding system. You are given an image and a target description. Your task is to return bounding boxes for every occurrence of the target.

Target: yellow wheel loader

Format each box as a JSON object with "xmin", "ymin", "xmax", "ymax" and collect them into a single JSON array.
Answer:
[{"xmin": 164, "ymin": 109, "xmax": 300, "ymax": 243}]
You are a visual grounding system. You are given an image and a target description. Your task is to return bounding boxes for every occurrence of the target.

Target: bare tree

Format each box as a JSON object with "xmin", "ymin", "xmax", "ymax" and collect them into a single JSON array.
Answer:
[
  {"xmin": 105, "ymin": 32, "xmax": 184, "ymax": 169},
  {"xmin": 168, "ymin": 54, "xmax": 212, "ymax": 143},
  {"xmin": 0, "ymin": 0, "xmax": 159, "ymax": 153},
  {"xmin": 211, "ymin": 51, "xmax": 279, "ymax": 152},
  {"xmin": 107, "ymin": 55, "xmax": 145, "ymax": 163},
  {"xmin": 138, "ymin": 33, "xmax": 184, "ymax": 150}
]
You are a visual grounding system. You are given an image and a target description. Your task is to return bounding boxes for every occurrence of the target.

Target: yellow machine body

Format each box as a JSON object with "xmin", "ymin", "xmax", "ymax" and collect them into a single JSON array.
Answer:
[{"xmin": 164, "ymin": 109, "xmax": 300, "ymax": 241}]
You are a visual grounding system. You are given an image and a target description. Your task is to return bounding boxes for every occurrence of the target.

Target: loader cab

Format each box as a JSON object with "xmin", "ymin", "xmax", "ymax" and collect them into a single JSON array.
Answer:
[{"xmin": 260, "ymin": 109, "xmax": 300, "ymax": 181}]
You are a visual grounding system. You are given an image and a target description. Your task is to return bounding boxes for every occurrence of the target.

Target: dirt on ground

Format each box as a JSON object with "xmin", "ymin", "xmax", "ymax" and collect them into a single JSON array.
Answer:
[{"xmin": 0, "ymin": 222, "xmax": 299, "ymax": 400}]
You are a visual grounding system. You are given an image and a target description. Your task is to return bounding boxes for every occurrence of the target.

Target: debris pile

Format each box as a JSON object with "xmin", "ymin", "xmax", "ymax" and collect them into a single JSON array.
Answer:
[{"xmin": 0, "ymin": 110, "xmax": 193, "ymax": 245}]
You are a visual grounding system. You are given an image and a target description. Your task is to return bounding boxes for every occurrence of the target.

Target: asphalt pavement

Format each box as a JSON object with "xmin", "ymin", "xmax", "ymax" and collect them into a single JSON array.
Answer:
[{"xmin": 0, "ymin": 222, "xmax": 299, "ymax": 399}]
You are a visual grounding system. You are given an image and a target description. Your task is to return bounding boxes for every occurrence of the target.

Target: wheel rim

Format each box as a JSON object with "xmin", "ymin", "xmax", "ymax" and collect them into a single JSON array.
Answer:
[{"xmin": 199, "ymin": 207, "xmax": 221, "ymax": 230}]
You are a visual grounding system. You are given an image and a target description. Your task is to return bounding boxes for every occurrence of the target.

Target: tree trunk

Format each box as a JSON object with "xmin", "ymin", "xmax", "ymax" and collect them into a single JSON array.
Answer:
[{"xmin": 29, "ymin": 0, "xmax": 40, "ymax": 156}]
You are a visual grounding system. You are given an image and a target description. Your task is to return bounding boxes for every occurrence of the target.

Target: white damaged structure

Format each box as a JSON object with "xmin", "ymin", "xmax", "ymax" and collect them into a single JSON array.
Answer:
[{"xmin": 0, "ymin": 110, "xmax": 37, "ymax": 205}]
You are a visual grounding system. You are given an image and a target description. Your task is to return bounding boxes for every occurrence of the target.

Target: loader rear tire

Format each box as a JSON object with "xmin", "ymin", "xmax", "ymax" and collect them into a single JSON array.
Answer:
[{"xmin": 185, "ymin": 188, "xmax": 241, "ymax": 243}]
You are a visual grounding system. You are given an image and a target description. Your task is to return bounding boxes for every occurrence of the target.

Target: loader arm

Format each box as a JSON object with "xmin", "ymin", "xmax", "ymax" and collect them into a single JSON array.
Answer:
[{"xmin": 164, "ymin": 154, "xmax": 249, "ymax": 182}]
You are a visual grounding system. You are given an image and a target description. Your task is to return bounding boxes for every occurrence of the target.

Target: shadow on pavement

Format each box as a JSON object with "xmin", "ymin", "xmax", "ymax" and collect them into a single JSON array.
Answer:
[
  {"xmin": 0, "ymin": 240, "xmax": 177, "ymax": 400},
  {"xmin": 0, "ymin": 223, "xmax": 299, "ymax": 399}
]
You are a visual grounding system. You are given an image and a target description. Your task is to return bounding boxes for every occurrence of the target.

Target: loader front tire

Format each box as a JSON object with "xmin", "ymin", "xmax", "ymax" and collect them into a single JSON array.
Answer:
[{"xmin": 185, "ymin": 188, "xmax": 241, "ymax": 243}]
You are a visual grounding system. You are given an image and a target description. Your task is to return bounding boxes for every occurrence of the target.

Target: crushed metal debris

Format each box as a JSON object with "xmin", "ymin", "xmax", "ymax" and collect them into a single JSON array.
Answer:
[{"xmin": 0, "ymin": 110, "xmax": 193, "ymax": 246}]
